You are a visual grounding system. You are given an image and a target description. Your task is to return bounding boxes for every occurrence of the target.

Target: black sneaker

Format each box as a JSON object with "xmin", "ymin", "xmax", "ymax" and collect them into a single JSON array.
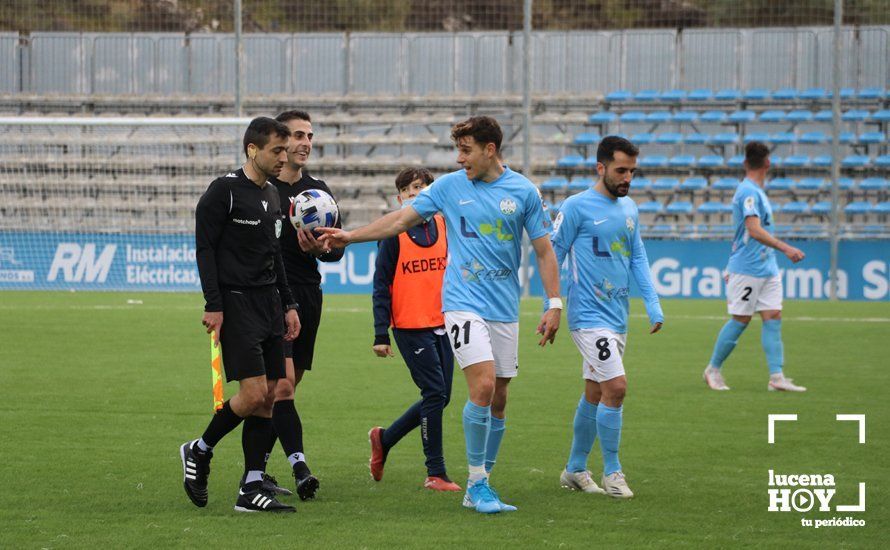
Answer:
[
  {"xmin": 234, "ymin": 481, "xmax": 296, "ymax": 513},
  {"xmin": 293, "ymin": 463, "xmax": 319, "ymax": 501},
  {"xmin": 180, "ymin": 440, "xmax": 212, "ymax": 507},
  {"xmin": 239, "ymin": 473, "xmax": 293, "ymax": 496}
]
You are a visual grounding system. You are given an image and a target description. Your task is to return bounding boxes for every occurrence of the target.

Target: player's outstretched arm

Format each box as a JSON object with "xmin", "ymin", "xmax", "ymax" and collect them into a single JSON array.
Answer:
[
  {"xmin": 317, "ymin": 206, "xmax": 424, "ymax": 249},
  {"xmin": 532, "ymin": 235, "xmax": 562, "ymax": 346},
  {"xmin": 630, "ymin": 224, "xmax": 664, "ymax": 334},
  {"xmin": 744, "ymin": 216, "xmax": 805, "ymax": 263}
]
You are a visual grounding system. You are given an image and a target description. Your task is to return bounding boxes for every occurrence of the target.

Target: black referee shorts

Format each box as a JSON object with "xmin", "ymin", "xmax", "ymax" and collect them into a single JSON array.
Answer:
[
  {"xmin": 219, "ymin": 286, "xmax": 286, "ymax": 382},
  {"xmin": 286, "ymin": 284, "xmax": 323, "ymax": 371}
]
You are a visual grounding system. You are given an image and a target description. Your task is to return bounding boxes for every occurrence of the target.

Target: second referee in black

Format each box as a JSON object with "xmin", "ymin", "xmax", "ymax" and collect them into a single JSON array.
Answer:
[{"xmin": 180, "ymin": 117, "xmax": 301, "ymax": 514}]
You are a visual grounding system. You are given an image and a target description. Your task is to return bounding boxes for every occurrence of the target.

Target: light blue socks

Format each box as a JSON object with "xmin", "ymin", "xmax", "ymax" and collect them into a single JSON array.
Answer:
[
  {"xmin": 761, "ymin": 319, "xmax": 784, "ymax": 375},
  {"xmin": 709, "ymin": 319, "xmax": 748, "ymax": 368},
  {"xmin": 463, "ymin": 400, "xmax": 490, "ymax": 480},
  {"xmin": 566, "ymin": 395, "xmax": 598, "ymax": 473},
  {"xmin": 484, "ymin": 416, "xmax": 505, "ymax": 473},
  {"xmin": 597, "ymin": 404, "xmax": 623, "ymax": 475}
]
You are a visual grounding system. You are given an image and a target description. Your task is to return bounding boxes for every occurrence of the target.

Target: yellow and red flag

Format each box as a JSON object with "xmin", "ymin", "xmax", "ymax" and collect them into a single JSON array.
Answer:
[{"xmin": 210, "ymin": 332, "xmax": 223, "ymax": 411}]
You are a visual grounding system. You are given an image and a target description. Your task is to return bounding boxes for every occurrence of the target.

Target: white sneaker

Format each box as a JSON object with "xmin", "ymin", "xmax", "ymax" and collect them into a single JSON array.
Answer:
[
  {"xmin": 703, "ymin": 366, "xmax": 730, "ymax": 390},
  {"xmin": 560, "ymin": 469, "xmax": 605, "ymax": 494},
  {"xmin": 601, "ymin": 471, "xmax": 634, "ymax": 499},
  {"xmin": 768, "ymin": 374, "xmax": 807, "ymax": 392}
]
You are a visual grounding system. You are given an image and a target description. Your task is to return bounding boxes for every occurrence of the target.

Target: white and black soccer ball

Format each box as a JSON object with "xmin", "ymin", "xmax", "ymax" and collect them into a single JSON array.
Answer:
[{"xmin": 288, "ymin": 189, "xmax": 339, "ymax": 233}]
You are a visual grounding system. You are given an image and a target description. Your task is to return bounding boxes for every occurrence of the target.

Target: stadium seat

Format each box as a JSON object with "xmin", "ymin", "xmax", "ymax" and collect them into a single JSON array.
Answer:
[
  {"xmin": 715, "ymin": 89, "xmax": 741, "ymax": 101},
  {"xmin": 842, "ymin": 155, "xmax": 871, "ymax": 168},
  {"xmin": 779, "ymin": 201, "xmax": 809, "ymax": 214},
  {"xmin": 679, "ymin": 176, "xmax": 708, "ymax": 191},
  {"xmin": 637, "ymin": 200, "xmax": 663, "ymax": 213},
  {"xmin": 620, "ymin": 111, "xmax": 647, "ymax": 123},
  {"xmin": 838, "ymin": 177, "xmax": 855, "ymax": 190},
  {"xmin": 665, "ymin": 201, "xmax": 694, "ymax": 214},
  {"xmin": 646, "ymin": 111, "xmax": 672, "ymax": 124},
  {"xmin": 712, "ymin": 177, "xmax": 739, "ymax": 190},
  {"xmin": 814, "ymin": 110, "xmax": 833, "ymax": 122},
  {"xmin": 656, "ymin": 132, "xmax": 683, "ymax": 145},
  {"xmin": 859, "ymin": 177, "xmax": 889, "ymax": 191},
  {"xmin": 583, "ymin": 156, "xmax": 599, "ymax": 168},
  {"xmin": 874, "ymin": 202, "xmax": 890, "ymax": 214},
  {"xmin": 800, "ymin": 87, "xmax": 827, "ymax": 100},
  {"xmin": 569, "ymin": 177, "xmax": 595, "ymax": 191},
  {"xmin": 872, "ymin": 110, "xmax": 890, "ymax": 123},
  {"xmin": 697, "ymin": 201, "xmax": 732, "ymax": 214},
  {"xmin": 632, "ymin": 177, "xmax": 653, "ymax": 190},
  {"xmin": 606, "ymin": 90, "xmax": 632, "ymax": 102},
  {"xmin": 672, "ymin": 111, "xmax": 698, "ymax": 124},
  {"xmin": 797, "ymin": 177, "xmax": 825, "ymax": 190},
  {"xmin": 811, "ymin": 201, "xmax": 831, "ymax": 215},
  {"xmin": 659, "ymin": 89, "xmax": 687, "ymax": 102},
  {"xmin": 786, "ymin": 110, "xmax": 814, "ymax": 123},
  {"xmin": 767, "ymin": 178, "xmax": 795, "ymax": 191},
  {"xmin": 635, "ymin": 89, "xmax": 660, "ymax": 101},
  {"xmin": 589, "ymin": 111, "xmax": 617, "ymax": 124},
  {"xmin": 799, "ymin": 131, "xmax": 828, "ymax": 144},
  {"xmin": 574, "ymin": 132, "xmax": 601, "ymax": 145},
  {"xmin": 638, "ymin": 155, "xmax": 669, "ymax": 168},
  {"xmin": 744, "ymin": 131, "xmax": 771, "ymax": 143},
  {"xmin": 727, "ymin": 155, "xmax": 745, "ymax": 168},
  {"xmin": 630, "ymin": 132, "xmax": 654, "ymax": 144},
  {"xmin": 557, "ymin": 154, "xmax": 585, "ymax": 168},
  {"xmin": 877, "ymin": 155, "xmax": 890, "ymax": 168},
  {"xmin": 840, "ymin": 131, "xmax": 856, "ymax": 144},
  {"xmin": 698, "ymin": 155, "xmax": 725, "ymax": 169},
  {"xmin": 759, "ymin": 110, "xmax": 787, "ymax": 123},
  {"xmin": 700, "ymin": 110, "xmax": 728, "ymax": 123},
  {"xmin": 845, "ymin": 201, "xmax": 873, "ymax": 215},
  {"xmin": 772, "ymin": 88, "xmax": 799, "ymax": 101},
  {"xmin": 711, "ymin": 132, "xmax": 738, "ymax": 145},
  {"xmin": 728, "ymin": 110, "xmax": 756, "ymax": 123},
  {"xmin": 653, "ymin": 177, "xmax": 680, "ymax": 191},
  {"xmin": 770, "ymin": 132, "xmax": 795, "ymax": 144},
  {"xmin": 540, "ymin": 177, "xmax": 568, "ymax": 191},
  {"xmin": 858, "ymin": 88, "xmax": 885, "ymax": 100},
  {"xmin": 812, "ymin": 155, "xmax": 832, "ymax": 168},
  {"xmin": 842, "ymin": 109, "xmax": 871, "ymax": 122},
  {"xmin": 668, "ymin": 155, "xmax": 695, "ymax": 168},
  {"xmin": 744, "ymin": 88, "xmax": 770, "ymax": 101},
  {"xmin": 782, "ymin": 155, "xmax": 811, "ymax": 168},
  {"xmin": 859, "ymin": 132, "xmax": 885, "ymax": 144},
  {"xmin": 684, "ymin": 133, "xmax": 710, "ymax": 145},
  {"xmin": 838, "ymin": 87, "xmax": 856, "ymax": 99},
  {"xmin": 687, "ymin": 88, "xmax": 714, "ymax": 101}
]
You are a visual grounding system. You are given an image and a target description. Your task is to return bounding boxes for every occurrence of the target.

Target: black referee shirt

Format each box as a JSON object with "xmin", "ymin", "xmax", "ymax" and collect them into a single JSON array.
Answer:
[
  {"xmin": 272, "ymin": 172, "xmax": 344, "ymax": 286},
  {"xmin": 195, "ymin": 168, "xmax": 294, "ymax": 312}
]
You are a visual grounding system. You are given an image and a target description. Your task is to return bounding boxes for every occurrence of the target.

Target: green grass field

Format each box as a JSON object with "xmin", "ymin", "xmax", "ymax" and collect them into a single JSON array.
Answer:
[{"xmin": 1, "ymin": 292, "xmax": 887, "ymax": 549}]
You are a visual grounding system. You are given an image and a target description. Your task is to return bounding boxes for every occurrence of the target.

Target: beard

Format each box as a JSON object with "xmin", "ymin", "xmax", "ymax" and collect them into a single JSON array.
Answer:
[{"xmin": 603, "ymin": 175, "xmax": 630, "ymax": 197}]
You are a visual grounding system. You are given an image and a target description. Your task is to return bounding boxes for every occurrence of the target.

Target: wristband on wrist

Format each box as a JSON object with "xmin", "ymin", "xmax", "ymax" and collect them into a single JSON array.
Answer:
[{"xmin": 547, "ymin": 297, "xmax": 563, "ymax": 310}]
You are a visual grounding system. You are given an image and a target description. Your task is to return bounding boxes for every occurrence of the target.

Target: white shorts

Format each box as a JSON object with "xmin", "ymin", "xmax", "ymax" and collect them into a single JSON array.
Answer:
[
  {"xmin": 726, "ymin": 273, "xmax": 783, "ymax": 316},
  {"xmin": 571, "ymin": 328, "xmax": 627, "ymax": 383},
  {"xmin": 443, "ymin": 311, "xmax": 519, "ymax": 378}
]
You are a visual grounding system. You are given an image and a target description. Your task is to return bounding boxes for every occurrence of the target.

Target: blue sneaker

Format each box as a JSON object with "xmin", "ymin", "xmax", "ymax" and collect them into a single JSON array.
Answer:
[
  {"xmin": 489, "ymin": 486, "xmax": 518, "ymax": 512},
  {"xmin": 461, "ymin": 478, "xmax": 502, "ymax": 514}
]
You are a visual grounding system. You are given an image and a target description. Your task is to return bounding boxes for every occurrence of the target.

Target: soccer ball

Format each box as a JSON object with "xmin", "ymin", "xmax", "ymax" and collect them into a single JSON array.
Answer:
[{"xmin": 288, "ymin": 189, "xmax": 339, "ymax": 233}]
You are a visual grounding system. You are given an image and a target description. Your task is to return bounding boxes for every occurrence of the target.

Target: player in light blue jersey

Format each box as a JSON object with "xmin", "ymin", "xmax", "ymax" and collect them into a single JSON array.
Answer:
[
  {"xmin": 551, "ymin": 136, "xmax": 663, "ymax": 499},
  {"xmin": 318, "ymin": 116, "xmax": 563, "ymax": 513},
  {"xmin": 703, "ymin": 141, "xmax": 807, "ymax": 392}
]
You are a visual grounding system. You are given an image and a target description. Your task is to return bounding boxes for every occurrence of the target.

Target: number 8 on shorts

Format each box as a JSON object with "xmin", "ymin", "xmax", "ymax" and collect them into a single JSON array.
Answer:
[{"xmin": 571, "ymin": 328, "xmax": 627, "ymax": 383}]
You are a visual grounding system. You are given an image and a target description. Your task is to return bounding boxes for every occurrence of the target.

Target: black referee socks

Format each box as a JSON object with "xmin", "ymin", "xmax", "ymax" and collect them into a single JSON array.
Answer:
[
  {"xmin": 242, "ymin": 416, "xmax": 274, "ymax": 473},
  {"xmin": 200, "ymin": 400, "xmax": 243, "ymax": 448},
  {"xmin": 272, "ymin": 399, "xmax": 303, "ymax": 458}
]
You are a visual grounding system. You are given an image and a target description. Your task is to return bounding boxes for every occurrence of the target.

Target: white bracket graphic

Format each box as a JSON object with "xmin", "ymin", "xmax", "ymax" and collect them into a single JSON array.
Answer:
[
  {"xmin": 836, "ymin": 414, "xmax": 866, "ymax": 444},
  {"xmin": 768, "ymin": 414, "xmax": 798, "ymax": 444},
  {"xmin": 836, "ymin": 482, "xmax": 866, "ymax": 512}
]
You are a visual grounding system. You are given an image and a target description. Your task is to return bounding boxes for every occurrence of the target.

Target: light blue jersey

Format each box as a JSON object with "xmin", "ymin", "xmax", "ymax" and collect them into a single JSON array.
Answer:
[
  {"xmin": 410, "ymin": 167, "xmax": 550, "ymax": 322},
  {"xmin": 727, "ymin": 178, "xmax": 778, "ymax": 278},
  {"xmin": 551, "ymin": 188, "xmax": 663, "ymax": 333}
]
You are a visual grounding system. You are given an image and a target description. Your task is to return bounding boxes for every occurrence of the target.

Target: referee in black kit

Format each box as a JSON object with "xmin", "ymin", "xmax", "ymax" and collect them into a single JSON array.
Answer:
[
  {"xmin": 264, "ymin": 110, "xmax": 342, "ymax": 500},
  {"xmin": 180, "ymin": 117, "xmax": 301, "ymax": 514}
]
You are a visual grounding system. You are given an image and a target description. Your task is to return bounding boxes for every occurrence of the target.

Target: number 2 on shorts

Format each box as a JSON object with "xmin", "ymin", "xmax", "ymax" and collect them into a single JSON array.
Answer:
[{"xmin": 450, "ymin": 320, "xmax": 471, "ymax": 349}]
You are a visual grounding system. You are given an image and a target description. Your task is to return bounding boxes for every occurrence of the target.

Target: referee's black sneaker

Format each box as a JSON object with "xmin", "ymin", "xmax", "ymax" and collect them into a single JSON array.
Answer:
[
  {"xmin": 234, "ymin": 481, "xmax": 296, "ymax": 513},
  {"xmin": 180, "ymin": 440, "xmax": 212, "ymax": 507},
  {"xmin": 239, "ymin": 472, "xmax": 293, "ymax": 496},
  {"xmin": 293, "ymin": 462, "xmax": 319, "ymax": 501}
]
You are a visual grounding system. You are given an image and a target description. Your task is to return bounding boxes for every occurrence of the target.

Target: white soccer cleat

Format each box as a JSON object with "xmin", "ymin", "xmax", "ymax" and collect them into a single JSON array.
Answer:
[
  {"xmin": 768, "ymin": 374, "xmax": 807, "ymax": 392},
  {"xmin": 560, "ymin": 469, "xmax": 605, "ymax": 494},
  {"xmin": 601, "ymin": 471, "xmax": 634, "ymax": 499},
  {"xmin": 703, "ymin": 366, "xmax": 730, "ymax": 391}
]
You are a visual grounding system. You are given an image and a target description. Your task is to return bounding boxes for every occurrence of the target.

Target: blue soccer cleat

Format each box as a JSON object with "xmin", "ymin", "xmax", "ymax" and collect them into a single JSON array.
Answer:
[{"xmin": 462, "ymin": 478, "xmax": 516, "ymax": 513}]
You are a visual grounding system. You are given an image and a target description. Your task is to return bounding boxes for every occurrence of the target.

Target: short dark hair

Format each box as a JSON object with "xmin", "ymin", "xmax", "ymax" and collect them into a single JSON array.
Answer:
[
  {"xmin": 450, "ymin": 116, "xmax": 503, "ymax": 154},
  {"xmin": 596, "ymin": 135, "xmax": 640, "ymax": 164},
  {"xmin": 275, "ymin": 110, "xmax": 311, "ymax": 124},
  {"xmin": 395, "ymin": 167, "xmax": 435, "ymax": 192},
  {"xmin": 744, "ymin": 141, "xmax": 770, "ymax": 170},
  {"xmin": 243, "ymin": 117, "xmax": 290, "ymax": 156}
]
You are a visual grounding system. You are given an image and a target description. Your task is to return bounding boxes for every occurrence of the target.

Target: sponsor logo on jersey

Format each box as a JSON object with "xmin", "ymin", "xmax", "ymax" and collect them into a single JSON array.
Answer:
[
  {"xmin": 460, "ymin": 259, "xmax": 512, "ymax": 283},
  {"xmin": 500, "ymin": 198, "xmax": 517, "ymax": 215}
]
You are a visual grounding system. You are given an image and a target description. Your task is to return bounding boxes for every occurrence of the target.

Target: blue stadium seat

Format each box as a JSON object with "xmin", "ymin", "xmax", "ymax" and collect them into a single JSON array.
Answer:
[
  {"xmin": 877, "ymin": 155, "xmax": 890, "ymax": 168},
  {"xmin": 845, "ymin": 201, "xmax": 873, "ymax": 215},
  {"xmin": 838, "ymin": 177, "xmax": 855, "ymax": 190},
  {"xmin": 635, "ymin": 89, "xmax": 660, "ymax": 101},
  {"xmin": 767, "ymin": 178, "xmax": 795, "ymax": 191},
  {"xmin": 744, "ymin": 88, "xmax": 770, "ymax": 101},
  {"xmin": 679, "ymin": 176, "xmax": 708, "ymax": 191},
  {"xmin": 672, "ymin": 111, "xmax": 698, "ymax": 124},
  {"xmin": 653, "ymin": 177, "xmax": 680, "ymax": 191},
  {"xmin": 842, "ymin": 155, "xmax": 871, "ymax": 168},
  {"xmin": 812, "ymin": 155, "xmax": 832, "ymax": 168},
  {"xmin": 656, "ymin": 132, "xmax": 683, "ymax": 145},
  {"xmin": 859, "ymin": 132, "xmax": 885, "ymax": 144},
  {"xmin": 840, "ymin": 131, "xmax": 856, "ymax": 144},
  {"xmin": 711, "ymin": 132, "xmax": 738, "ymax": 145},
  {"xmin": 668, "ymin": 155, "xmax": 695, "ymax": 168},
  {"xmin": 620, "ymin": 111, "xmax": 647, "ymax": 123},
  {"xmin": 569, "ymin": 177, "xmax": 596, "ymax": 191},
  {"xmin": 589, "ymin": 111, "xmax": 617, "ymax": 124},
  {"xmin": 728, "ymin": 110, "xmax": 756, "ymax": 123},
  {"xmin": 606, "ymin": 90, "xmax": 632, "ymax": 102},
  {"xmin": 782, "ymin": 155, "xmax": 811, "ymax": 168},
  {"xmin": 727, "ymin": 155, "xmax": 745, "ymax": 168},
  {"xmin": 779, "ymin": 201, "xmax": 809, "ymax": 214},
  {"xmin": 839, "ymin": 88, "xmax": 856, "ymax": 99},
  {"xmin": 842, "ymin": 109, "xmax": 871, "ymax": 122},
  {"xmin": 715, "ymin": 89, "xmax": 741, "ymax": 101},
  {"xmin": 770, "ymin": 132, "xmax": 795, "ymax": 144},
  {"xmin": 637, "ymin": 200, "xmax": 663, "ymax": 213},
  {"xmin": 871, "ymin": 110, "xmax": 890, "ymax": 123},
  {"xmin": 858, "ymin": 88, "xmax": 885, "ymax": 100},
  {"xmin": 583, "ymin": 156, "xmax": 599, "ymax": 168},
  {"xmin": 772, "ymin": 88, "xmax": 799, "ymax": 101},
  {"xmin": 786, "ymin": 110, "xmax": 814, "ymax": 123},
  {"xmin": 687, "ymin": 88, "xmax": 714, "ymax": 101},
  {"xmin": 814, "ymin": 110, "xmax": 833, "ymax": 122},
  {"xmin": 800, "ymin": 87, "xmax": 827, "ymax": 100},
  {"xmin": 873, "ymin": 202, "xmax": 890, "ymax": 214},
  {"xmin": 646, "ymin": 111, "xmax": 672, "ymax": 124},
  {"xmin": 574, "ymin": 132, "xmax": 601, "ymax": 145},
  {"xmin": 666, "ymin": 201, "xmax": 694, "ymax": 214},
  {"xmin": 557, "ymin": 154, "xmax": 585, "ymax": 168},
  {"xmin": 811, "ymin": 201, "xmax": 831, "ymax": 215},
  {"xmin": 700, "ymin": 110, "xmax": 728, "ymax": 123},
  {"xmin": 698, "ymin": 155, "xmax": 725, "ymax": 169},
  {"xmin": 698, "ymin": 201, "xmax": 733, "ymax": 214},
  {"xmin": 659, "ymin": 89, "xmax": 687, "ymax": 102},
  {"xmin": 632, "ymin": 177, "xmax": 653, "ymax": 190},
  {"xmin": 712, "ymin": 177, "xmax": 739, "ymax": 190},
  {"xmin": 759, "ymin": 110, "xmax": 787, "ymax": 123},
  {"xmin": 639, "ymin": 155, "xmax": 669, "ymax": 168},
  {"xmin": 797, "ymin": 177, "xmax": 826, "ymax": 190},
  {"xmin": 541, "ymin": 177, "xmax": 568, "ymax": 191},
  {"xmin": 799, "ymin": 131, "xmax": 828, "ymax": 144},
  {"xmin": 744, "ymin": 131, "xmax": 771, "ymax": 143},
  {"xmin": 684, "ymin": 133, "xmax": 710, "ymax": 145},
  {"xmin": 859, "ymin": 177, "xmax": 889, "ymax": 191},
  {"xmin": 630, "ymin": 132, "xmax": 655, "ymax": 145}
]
